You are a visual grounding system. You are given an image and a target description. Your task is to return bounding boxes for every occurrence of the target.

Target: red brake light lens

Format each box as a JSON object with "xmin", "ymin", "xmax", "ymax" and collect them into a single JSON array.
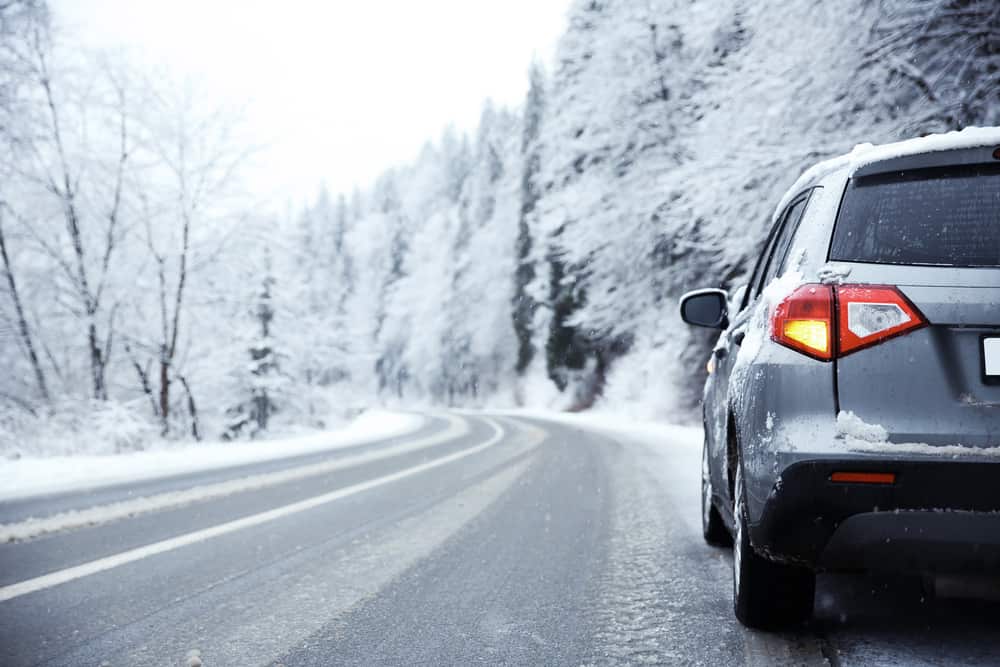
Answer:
[
  {"xmin": 836, "ymin": 285, "xmax": 927, "ymax": 355},
  {"xmin": 771, "ymin": 283, "xmax": 927, "ymax": 360},
  {"xmin": 771, "ymin": 284, "xmax": 834, "ymax": 361}
]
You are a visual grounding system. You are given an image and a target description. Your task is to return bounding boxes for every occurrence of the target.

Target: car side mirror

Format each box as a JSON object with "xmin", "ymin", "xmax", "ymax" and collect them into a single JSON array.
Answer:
[{"xmin": 679, "ymin": 288, "xmax": 729, "ymax": 329}]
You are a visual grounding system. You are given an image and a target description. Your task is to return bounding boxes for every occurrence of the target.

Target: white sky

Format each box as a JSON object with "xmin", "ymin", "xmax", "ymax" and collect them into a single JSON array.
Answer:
[{"xmin": 54, "ymin": 0, "xmax": 570, "ymax": 205}]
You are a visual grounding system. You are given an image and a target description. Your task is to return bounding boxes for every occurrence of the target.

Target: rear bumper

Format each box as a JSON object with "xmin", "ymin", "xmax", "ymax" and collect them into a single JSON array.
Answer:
[{"xmin": 749, "ymin": 458, "xmax": 1000, "ymax": 573}]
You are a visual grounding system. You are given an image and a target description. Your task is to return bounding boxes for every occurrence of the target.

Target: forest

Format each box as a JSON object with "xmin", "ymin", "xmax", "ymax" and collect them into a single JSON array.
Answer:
[{"xmin": 1, "ymin": 0, "xmax": 997, "ymax": 455}]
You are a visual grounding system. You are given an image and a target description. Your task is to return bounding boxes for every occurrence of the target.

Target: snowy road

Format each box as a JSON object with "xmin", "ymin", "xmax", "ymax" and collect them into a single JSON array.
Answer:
[{"xmin": 2, "ymin": 412, "xmax": 1000, "ymax": 666}]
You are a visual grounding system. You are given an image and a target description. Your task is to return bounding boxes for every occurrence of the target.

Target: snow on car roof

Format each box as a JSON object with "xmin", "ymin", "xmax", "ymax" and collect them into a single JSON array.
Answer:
[{"xmin": 772, "ymin": 126, "xmax": 1000, "ymax": 222}]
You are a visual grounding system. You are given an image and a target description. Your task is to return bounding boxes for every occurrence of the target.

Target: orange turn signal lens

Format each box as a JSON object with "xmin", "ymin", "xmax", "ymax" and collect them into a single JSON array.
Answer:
[
  {"xmin": 782, "ymin": 319, "xmax": 829, "ymax": 355},
  {"xmin": 830, "ymin": 471, "xmax": 896, "ymax": 485}
]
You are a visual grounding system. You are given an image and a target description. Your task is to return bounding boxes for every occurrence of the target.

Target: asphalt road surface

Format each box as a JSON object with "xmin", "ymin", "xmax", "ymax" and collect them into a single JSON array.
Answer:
[{"xmin": 2, "ymin": 411, "xmax": 1000, "ymax": 666}]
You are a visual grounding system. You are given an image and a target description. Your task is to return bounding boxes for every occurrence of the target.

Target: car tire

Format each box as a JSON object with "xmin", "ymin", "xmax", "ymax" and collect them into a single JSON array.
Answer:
[
  {"xmin": 702, "ymin": 440, "xmax": 732, "ymax": 547},
  {"xmin": 732, "ymin": 463, "xmax": 815, "ymax": 630}
]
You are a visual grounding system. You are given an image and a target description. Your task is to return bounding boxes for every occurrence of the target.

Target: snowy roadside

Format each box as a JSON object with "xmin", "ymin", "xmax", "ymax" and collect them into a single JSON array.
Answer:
[
  {"xmin": 484, "ymin": 408, "xmax": 703, "ymax": 472},
  {"xmin": 485, "ymin": 408, "xmax": 702, "ymax": 452},
  {"xmin": 0, "ymin": 410, "xmax": 424, "ymax": 502},
  {"xmin": 486, "ymin": 408, "xmax": 704, "ymax": 535}
]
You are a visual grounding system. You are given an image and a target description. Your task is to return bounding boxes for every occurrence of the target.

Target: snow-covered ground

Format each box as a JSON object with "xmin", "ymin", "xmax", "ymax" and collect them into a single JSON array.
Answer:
[
  {"xmin": 0, "ymin": 409, "xmax": 424, "ymax": 502},
  {"xmin": 488, "ymin": 407, "xmax": 704, "ymax": 536},
  {"xmin": 487, "ymin": 407, "xmax": 702, "ymax": 452}
]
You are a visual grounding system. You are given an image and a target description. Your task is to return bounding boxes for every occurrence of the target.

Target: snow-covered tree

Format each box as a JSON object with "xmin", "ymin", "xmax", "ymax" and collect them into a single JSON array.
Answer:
[
  {"xmin": 225, "ymin": 254, "xmax": 290, "ymax": 439},
  {"xmin": 4, "ymin": 0, "xmax": 1000, "ymax": 456},
  {"xmin": 848, "ymin": 0, "xmax": 1000, "ymax": 135},
  {"xmin": 531, "ymin": 0, "xmax": 686, "ymax": 407},
  {"xmin": 442, "ymin": 104, "xmax": 521, "ymax": 403},
  {"xmin": 511, "ymin": 62, "xmax": 546, "ymax": 379}
]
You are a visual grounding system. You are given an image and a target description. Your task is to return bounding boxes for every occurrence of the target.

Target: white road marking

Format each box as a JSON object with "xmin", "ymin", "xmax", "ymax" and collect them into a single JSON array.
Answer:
[
  {"xmin": 0, "ymin": 413, "xmax": 470, "ymax": 542},
  {"xmin": 116, "ymin": 446, "xmax": 543, "ymax": 667},
  {"xmin": 0, "ymin": 416, "xmax": 507, "ymax": 603}
]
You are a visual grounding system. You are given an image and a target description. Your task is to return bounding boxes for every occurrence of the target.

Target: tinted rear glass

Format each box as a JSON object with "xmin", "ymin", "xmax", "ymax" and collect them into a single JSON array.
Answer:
[{"xmin": 829, "ymin": 164, "xmax": 1000, "ymax": 267}]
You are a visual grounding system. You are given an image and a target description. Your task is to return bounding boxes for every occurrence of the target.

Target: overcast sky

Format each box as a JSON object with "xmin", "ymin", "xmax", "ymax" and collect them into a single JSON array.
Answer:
[{"xmin": 54, "ymin": 0, "xmax": 570, "ymax": 205}]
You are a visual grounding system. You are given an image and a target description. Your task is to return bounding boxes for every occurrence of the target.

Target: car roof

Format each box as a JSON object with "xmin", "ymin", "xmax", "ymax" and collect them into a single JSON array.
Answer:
[{"xmin": 772, "ymin": 126, "xmax": 1000, "ymax": 223}]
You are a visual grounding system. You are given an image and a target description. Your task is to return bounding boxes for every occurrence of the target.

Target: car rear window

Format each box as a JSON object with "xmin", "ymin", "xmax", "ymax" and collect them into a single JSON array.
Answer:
[{"xmin": 829, "ymin": 164, "xmax": 1000, "ymax": 268}]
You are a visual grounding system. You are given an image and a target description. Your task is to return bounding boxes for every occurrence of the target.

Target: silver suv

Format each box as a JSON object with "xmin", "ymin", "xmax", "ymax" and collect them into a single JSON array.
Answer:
[{"xmin": 679, "ymin": 128, "xmax": 1000, "ymax": 630}]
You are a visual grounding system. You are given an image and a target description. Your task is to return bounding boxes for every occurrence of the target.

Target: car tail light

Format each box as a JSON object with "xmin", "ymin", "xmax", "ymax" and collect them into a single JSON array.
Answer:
[
  {"xmin": 771, "ymin": 283, "xmax": 926, "ymax": 360},
  {"xmin": 836, "ymin": 285, "xmax": 927, "ymax": 355},
  {"xmin": 771, "ymin": 284, "xmax": 834, "ymax": 360}
]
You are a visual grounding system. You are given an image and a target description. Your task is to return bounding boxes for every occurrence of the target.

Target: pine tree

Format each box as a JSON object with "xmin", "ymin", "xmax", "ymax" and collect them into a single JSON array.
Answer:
[
  {"xmin": 225, "ymin": 255, "xmax": 288, "ymax": 438},
  {"xmin": 535, "ymin": 0, "xmax": 682, "ymax": 404},
  {"xmin": 371, "ymin": 169, "xmax": 412, "ymax": 398},
  {"xmin": 512, "ymin": 63, "xmax": 546, "ymax": 377},
  {"xmin": 442, "ymin": 105, "xmax": 520, "ymax": 403}
]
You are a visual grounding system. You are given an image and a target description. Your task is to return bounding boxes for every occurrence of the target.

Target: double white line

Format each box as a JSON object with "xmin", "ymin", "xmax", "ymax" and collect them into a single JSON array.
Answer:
[{"xmin": 0, "ymin": 415, "xmax": 506, "ymax": 603}]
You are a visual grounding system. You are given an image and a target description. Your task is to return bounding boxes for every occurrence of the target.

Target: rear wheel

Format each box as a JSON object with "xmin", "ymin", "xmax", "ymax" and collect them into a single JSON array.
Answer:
[
  {"xmin": 733, "ymin": 463, "xmax": 815, "ymax": 629},
  {"xmin": 701, "ymin": 440, "xmax": 732, "ymax": 546}
]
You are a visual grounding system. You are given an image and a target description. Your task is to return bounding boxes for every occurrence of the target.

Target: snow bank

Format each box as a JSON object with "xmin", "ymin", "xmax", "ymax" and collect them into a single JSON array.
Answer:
[
  {"xmin": 493, "ymin": 408, "xmax": 702, "ymax": 451},
  {"xmin": 568, "ymin": 411, "xmax": 703, "ymax": 452},
  {"xmin": 0, "ymin": 400, "xmax": 161, "ymax": 459},
  {"xmin": 594, "ymin": 332, "xmax": 694, "ymax": 423},
  {"xmin": 0, "ymin": 409, "xmax": 424, "ymax": 501}
]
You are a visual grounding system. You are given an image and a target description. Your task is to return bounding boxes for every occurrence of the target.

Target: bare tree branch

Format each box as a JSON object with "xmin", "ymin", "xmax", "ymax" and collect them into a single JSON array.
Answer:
[{"xmin": 0, "ymin": 199, "xmax": 49, "ymax": 402}]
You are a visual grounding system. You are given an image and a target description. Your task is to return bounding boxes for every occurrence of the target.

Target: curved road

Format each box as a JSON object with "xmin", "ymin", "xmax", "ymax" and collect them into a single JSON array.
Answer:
[{"xmin": 1, "ymin": 411, "xmax": 999, "ymax": 666}]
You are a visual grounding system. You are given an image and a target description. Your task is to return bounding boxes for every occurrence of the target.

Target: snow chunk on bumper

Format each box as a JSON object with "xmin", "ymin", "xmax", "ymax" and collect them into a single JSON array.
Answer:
[{"xmin": 836, "ymin": 410, "xmax": 889, "ymax": 443}]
